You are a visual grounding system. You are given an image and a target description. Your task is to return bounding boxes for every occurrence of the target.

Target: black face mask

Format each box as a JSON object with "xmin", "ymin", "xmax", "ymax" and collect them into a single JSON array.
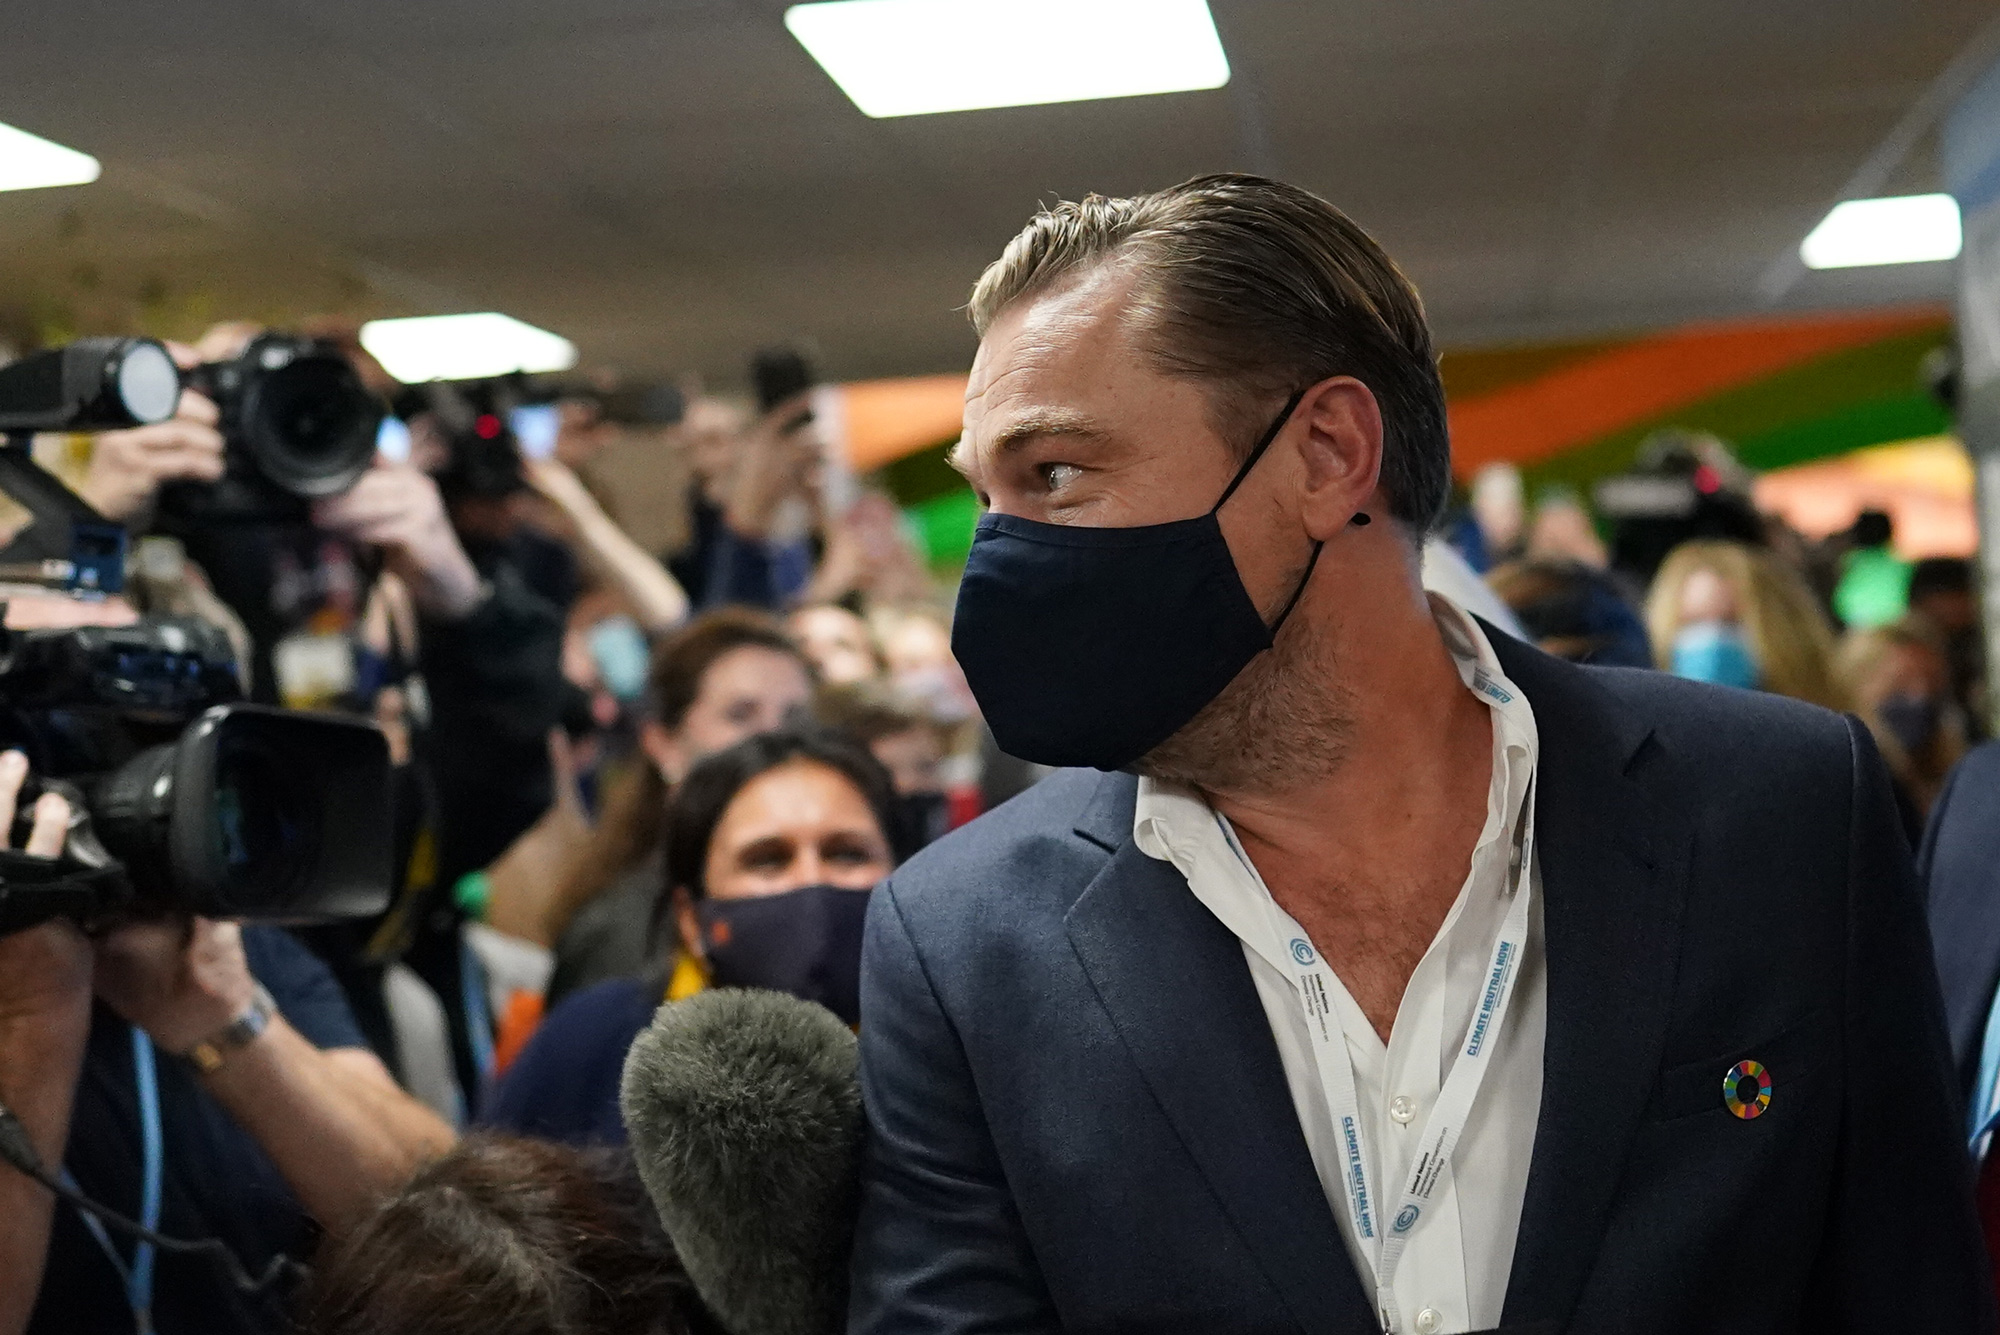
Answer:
[
  {"xmin": 950, "ymin": 390, "xmax": 1321, "ymax": 771},
  {"xmin": 1878, "ymin": 693, "xmax": 1942, "ymax": 756},
  {"xmin": 696, "ymin": 884, "xmax": 872, "ymax": 1025}
]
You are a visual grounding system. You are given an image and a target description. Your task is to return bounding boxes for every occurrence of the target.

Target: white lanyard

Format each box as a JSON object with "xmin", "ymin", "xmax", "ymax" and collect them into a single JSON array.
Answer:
[{"xmin": 1227, "ymin": 777, "xmax": 1536, "ymax": 1335}]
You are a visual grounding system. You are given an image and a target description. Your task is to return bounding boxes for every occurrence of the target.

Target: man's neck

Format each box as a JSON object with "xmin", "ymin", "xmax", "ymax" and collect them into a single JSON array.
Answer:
[{"xmin": 1202, "ymin": 591, "xmax": 1496, "ymax": 1040}]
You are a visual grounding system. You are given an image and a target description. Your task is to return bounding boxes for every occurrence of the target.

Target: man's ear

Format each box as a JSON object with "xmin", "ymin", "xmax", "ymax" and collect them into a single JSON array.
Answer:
[
  {"xmin": 640, "ymin": 719, "xmax": 686, "ymax": 785},
  {"xmin": 1293, "ymin": 375, "xmax": 1385, "ymax": 539}
]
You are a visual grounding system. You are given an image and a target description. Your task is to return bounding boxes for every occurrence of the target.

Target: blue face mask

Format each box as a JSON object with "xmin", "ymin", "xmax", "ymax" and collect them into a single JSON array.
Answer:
[
  {"xmin": 1670, "ymin": 620, "xmax": 1760, "ymax": 690},
  {"xmin": 950, "ymin": 391, "xmax": 1325, "ymax": 771},
  {"xmin": 588, "ymin": 615, "xmax": 652, "ymax": 701}
]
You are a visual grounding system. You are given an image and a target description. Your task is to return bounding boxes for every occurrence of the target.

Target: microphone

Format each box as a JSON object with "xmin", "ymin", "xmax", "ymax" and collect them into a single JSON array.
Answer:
[{"xmin": 620, "ymin": 988, "xmax": 862, "ymax": 1335}]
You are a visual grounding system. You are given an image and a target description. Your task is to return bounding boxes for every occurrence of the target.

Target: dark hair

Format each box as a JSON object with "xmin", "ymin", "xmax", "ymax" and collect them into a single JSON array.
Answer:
[
  {"xmin": 665, "ymin": 723, "xmax": 904, "ymax": 898},
  {"xmin": 545, "ymin": 609, "xmax": 814, "ymax": 942},
  {"xmin": 1486, "ymin": 557, "xmax": 1652, "ymax": 668},
  {"xmin": 649, "ymin": 607, "xmax": 809, "ymax": 730},
  {"xmin": 969, "ymin": 172, "xmax": 1450, "ymax": 534},
  {"xmin": 1910, "ymin": 556, "xmax": 1972, "ymax": 602},
  {"xmin": 299, "ymin": 1135, "xmax": 721, "ymax": 1335}
]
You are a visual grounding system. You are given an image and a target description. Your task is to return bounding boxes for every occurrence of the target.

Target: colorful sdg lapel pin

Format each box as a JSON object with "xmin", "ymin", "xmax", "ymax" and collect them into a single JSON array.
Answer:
[{"xmin": 1723, "ymin": 1059, "xmax": 1772, "ymax": 1119}]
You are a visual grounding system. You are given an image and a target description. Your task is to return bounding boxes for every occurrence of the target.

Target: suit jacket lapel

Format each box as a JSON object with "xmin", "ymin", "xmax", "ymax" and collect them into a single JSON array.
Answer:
[
  {"xmin": 1490, "ymin": 638, "xmax": 1692, "ymax": 1328},
  {"xmin": 1066, "ymin": 776, "xmax": 1374, "ymax": 1334}
]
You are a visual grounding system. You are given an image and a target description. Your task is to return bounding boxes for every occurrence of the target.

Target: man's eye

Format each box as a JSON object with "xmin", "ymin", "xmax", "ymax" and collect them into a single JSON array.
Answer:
[{"xmin": 1039, "ymin": 463, "xmax": 1081, "ymax": 492}]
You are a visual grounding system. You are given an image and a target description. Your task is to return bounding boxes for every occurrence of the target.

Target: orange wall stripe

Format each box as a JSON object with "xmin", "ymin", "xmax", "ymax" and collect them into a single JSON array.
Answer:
[
  {"xmin": 839, "ymin": 373, "xmax": 968, "ymax": 472},
  {"xmin": 1446, "ymin": 308, "xmax": 1946, "ymax": 477}
]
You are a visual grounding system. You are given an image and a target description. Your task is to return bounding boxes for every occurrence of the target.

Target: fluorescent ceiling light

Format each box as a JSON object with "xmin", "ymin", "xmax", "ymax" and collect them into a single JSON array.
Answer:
[
  {"xmin": 1800, "ymin": 193, "xmax": 1962, "ymax": 270},
  {"xmin": 359, "ymin": 313, "xmax": 577, "ymax": 383},
  {"xmin": 784, "ymin": 0, "xmax": 1229, "ymax": 118},
  {"xmin": 0, "ymin": 121, "xmax": 100, "ymax": 192}
]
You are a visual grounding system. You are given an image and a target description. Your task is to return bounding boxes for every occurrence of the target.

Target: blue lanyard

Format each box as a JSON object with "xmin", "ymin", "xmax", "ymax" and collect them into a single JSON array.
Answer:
[
  {"xmin": 460, "ymin": 943, "xmax": 495, "ymax": 1089},
  {"xmin": 65, "ymin": 1026, "xmax": 162, "ymax": 1334}
]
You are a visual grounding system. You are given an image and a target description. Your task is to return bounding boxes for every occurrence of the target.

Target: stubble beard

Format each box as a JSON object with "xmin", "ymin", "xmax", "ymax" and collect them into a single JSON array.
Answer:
[{"xmin": 1135, "ymin": 617, "xmax": 1357, "ymax": 795}]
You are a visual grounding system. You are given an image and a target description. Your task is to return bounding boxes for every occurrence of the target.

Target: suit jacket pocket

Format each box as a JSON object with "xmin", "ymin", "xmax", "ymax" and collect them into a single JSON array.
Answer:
[{"xmin": 1645, "ymin": 1008, "xmax": 1833, "ymax": 1122}]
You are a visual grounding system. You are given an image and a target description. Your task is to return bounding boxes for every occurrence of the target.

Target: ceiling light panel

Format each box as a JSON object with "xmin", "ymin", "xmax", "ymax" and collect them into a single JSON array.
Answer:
[
  {"xmin": 784, "ymin": 0, "xmax": 1230, "ymax": 118},
  {"xmin": 359, "ymin": 313, "xmax": 577, "ymax": 383},
  {"xmin": 1800, "ymin": 193, "xmax": 1962, "ymax": 270},
  {"xmin": 0, "ymin": 121, "xmax": 100, "ymax": 192}
]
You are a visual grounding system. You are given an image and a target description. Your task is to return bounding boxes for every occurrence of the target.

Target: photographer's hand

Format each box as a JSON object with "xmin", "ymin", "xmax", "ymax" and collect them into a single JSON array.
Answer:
[
  {"xmin": 94, "ymin": 918, "xmax": 453, "ymax": 1233},
  {"xmin": 313, "ymin": 460, "xmax": 485, "ymax": 620},
  {"xmin": 77, "ymin": 341, "xmax": 225, "ymax": 523},
  {"xmin": 0, "ymin": 753, "xmax": 86, "ymax": 1335},
  {"xmin": 722, "ymin": 394, "xmax": 821, "ymax": 540}
]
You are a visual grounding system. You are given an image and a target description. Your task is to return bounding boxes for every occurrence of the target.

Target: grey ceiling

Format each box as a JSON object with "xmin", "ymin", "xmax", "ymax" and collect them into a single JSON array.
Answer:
[{"xmin": 0, "ymin": 0, "xmax": 1990, "ymax": 388}]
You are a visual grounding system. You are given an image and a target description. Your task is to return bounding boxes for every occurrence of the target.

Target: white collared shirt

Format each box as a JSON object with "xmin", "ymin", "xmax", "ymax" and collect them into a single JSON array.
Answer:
[{"xmin": 1134, "ymin": 596, "xmax": 1544, "ymax": 1335}]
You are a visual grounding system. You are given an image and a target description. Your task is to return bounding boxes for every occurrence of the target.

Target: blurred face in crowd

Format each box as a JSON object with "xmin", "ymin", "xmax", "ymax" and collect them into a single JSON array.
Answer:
[
  {"xmin": 642, "ymin": 645, "xmax": 813, "ymax": 782},
  {"xmin": 790, "ymin": 606, "xmax": 881, "ymax": 686},
  {"xmin": 869, "ymin": 724, "xmax": 945, "ymax": 797},
  {"xmin": 1673, "ymin": 565, "xmax": 1741, "ymax": 629},
  {"xmin": 673, "ymin": 757, "xmax": 894, "ymax": 966},
  {"xmin": 681, "ymin": 398, "xmax": 746, "ymax": 493},
  {"xmin": 697, "ymin": 759, "xmax": 895, "ymax": 900}
]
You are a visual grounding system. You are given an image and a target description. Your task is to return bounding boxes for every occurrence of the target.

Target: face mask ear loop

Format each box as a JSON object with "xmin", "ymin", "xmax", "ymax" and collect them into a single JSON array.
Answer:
[
  {"xmin": 1268, "ymin": 540, "xmax": 1324, "ymax": 635},
  {"xmin": 1211, "ymin": 388, "xmax": 1309, "ymax": 513}
]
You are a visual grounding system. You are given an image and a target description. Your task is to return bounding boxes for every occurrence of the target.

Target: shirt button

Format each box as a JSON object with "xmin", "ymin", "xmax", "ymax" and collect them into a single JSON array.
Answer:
[
  {"xmin": 1389, "ymin": 1094, "xmax": 1417, "ymax": 1124},
  {"xmin": 1414, "ymin": 1308, "xmax": 1444, "ymax": 1334}
]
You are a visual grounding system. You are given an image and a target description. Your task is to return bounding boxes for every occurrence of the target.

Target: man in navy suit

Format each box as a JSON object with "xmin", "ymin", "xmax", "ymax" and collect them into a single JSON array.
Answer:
[
  {"xmin": 1923, "ymin": 737, "xmax": 2000, "ymax": 1281},
  {"xmin": 848, "ymin": 175, "xmax": 1990, "ymax": 1334}
]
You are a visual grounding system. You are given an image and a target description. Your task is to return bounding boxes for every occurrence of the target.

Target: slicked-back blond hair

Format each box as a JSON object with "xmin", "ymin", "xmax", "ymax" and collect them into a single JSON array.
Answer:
[{"xmin": 968, "ymin": 173, "xmax": 1450, "ymax": 532}]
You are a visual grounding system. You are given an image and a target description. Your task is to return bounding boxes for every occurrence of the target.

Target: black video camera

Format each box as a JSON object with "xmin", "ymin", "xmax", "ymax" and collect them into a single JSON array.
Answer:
[
  {"xmin": 0, "ymin": 614, "xmax": 394, "ymax": 936},
  {"xmin": 167, "ymin": 333, "xmax": 384, "ymax": 522}
]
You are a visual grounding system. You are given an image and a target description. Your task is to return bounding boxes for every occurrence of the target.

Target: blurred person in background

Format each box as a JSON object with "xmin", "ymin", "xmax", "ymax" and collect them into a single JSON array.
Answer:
[
  {"xmin": 1645, "ymin": 538, "xmax": 1850, "ymax": 711},
  {"xmin": 485, "ymin": 725, "xmax": 897, "ymax": 1146},
  {"xmin": 1832, "ymin": 509, "xmax": 1911, "ymax": 632},
  {"xmin": 1839, "ymin": 614, "xmax": 1969, "ymax": 836},
  {"xmin": 666, "ymin": 395, "xmax": 822, "ymax": 611},
  {"xmin": 790, "ymin": 602, "xmax": 887, "ymax": 685},
  {"xmin": 1487, "ymin": 557, "xmax": 1652, "ymax": 667},
  {"xmin": 815, "ymin": 680, "xmax": 955, "ymax": 850},
  {"xmin": 301, "ymin": 1133, "xmax": 719, "ymax": 1335},
  {"xmin": 1522, "ymin": 488, "xmax": 1609, "ymax": 568},
  {"xmin": 1467, "ymin": 462, "xmax": 1525, "ymax": 569},
  {"xmin": 542, "ymin": 609, "xmax": 815, "ymax": 1004},
  {"xmin": 1908, "ymin": 556, "xmax": 1987, "ymax": 735}
]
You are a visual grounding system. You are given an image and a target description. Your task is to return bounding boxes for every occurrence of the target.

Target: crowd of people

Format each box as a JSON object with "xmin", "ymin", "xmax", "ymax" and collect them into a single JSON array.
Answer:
[{"xmin": 0, "ymin": 170, "xmax": 1996, "ymax": 1335}]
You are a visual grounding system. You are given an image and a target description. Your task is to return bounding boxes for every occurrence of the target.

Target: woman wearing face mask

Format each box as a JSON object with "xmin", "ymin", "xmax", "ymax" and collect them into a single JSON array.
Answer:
[
  {"xmin": 1839, "ymin": 614, "xmax": 1968, "ymax": 836},
  {"xmin": 1644, "ymin": 539, "xmax": 1850, "ymax": 712},
  {"xmin": 483, "ymin": 724, "xmax": 900, "ymax": 1145},
  {"xmin": 543, "ymin": 608, "xmax": 817, "ymax": 1003}
]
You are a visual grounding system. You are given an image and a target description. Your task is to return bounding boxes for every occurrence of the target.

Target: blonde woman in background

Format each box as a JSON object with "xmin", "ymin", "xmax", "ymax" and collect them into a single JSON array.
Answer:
[
  {"xmin": 1838, "ymin": 614, "xmax": 1968, "ymax": 831},
  {"xmin": 1644, "ymin": 539, "xmax": 1851, "ymax": 713}
]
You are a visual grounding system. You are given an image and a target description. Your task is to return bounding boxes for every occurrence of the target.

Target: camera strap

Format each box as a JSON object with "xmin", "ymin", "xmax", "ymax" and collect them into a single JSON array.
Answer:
[{"xmin": 64, "ymin": 1026, "xmax": 163, "ymax": 1335}]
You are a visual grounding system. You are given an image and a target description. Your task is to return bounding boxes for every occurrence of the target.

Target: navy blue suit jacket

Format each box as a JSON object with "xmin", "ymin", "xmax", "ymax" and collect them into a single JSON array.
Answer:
[
  {"xmin": 849, "ymin": 634, "xmax": 1993, "ymax": 1334},
  {"xmin": 1922, "ymin": 739, "xmax": 2000, "ymax": 1100}
]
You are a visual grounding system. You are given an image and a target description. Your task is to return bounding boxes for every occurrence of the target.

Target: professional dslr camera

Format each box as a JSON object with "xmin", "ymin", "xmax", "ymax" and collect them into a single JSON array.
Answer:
[
  {"xmin": 0, "ymin": 336, "xmax": 393, "ymax": 935},
  {"xmin": 167, "ymin": 331, "xmax": 384, "ymax": 521}
]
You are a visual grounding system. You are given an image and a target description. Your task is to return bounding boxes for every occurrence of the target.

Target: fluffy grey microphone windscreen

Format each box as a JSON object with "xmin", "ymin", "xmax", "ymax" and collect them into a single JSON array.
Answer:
[{"xmin": 619, "ymin": 988, "xmax": 862, "ymax": 1335}]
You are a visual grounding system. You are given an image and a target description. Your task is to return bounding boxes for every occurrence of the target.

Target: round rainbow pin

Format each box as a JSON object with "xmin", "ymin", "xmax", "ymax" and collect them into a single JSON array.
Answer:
[{"xmin": 1723, "ymin": 1059, "xmax": 1772, "ymax": 1119}]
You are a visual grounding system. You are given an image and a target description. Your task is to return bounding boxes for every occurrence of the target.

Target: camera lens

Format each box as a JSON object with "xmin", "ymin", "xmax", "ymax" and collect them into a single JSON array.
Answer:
[
  {"xmin": 208, "ymin": 729, "xmax": 317, "ymax": 909},
  {"xmin": 241, "ymin": 349, "xmax": 381, "ymax": 498},
  {"xmin": 113, "ymin": 340, "xmax": 181, "ymax": 424}
]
